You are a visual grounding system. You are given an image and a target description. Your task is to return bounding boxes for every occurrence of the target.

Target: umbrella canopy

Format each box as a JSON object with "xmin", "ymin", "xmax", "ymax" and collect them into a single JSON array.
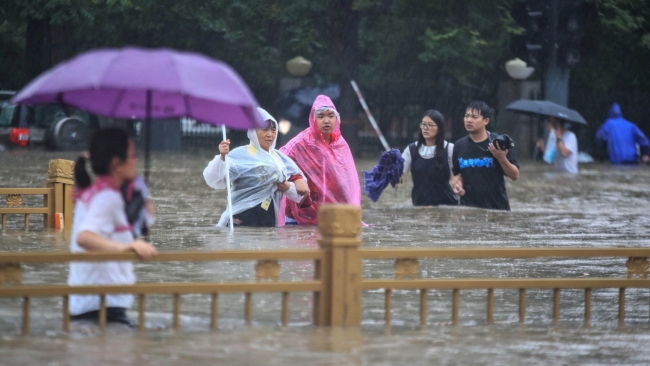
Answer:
[
  {"xmin": 12, "ymin": 47, "xmax": 265, "ymax": 128},
  {"xmin": 506, "ymin": 100, "xmax": 587, "ymax": 125},
  {"xmin": 12, "ymin": 47, "xmax": 265, "ymax": 184}
]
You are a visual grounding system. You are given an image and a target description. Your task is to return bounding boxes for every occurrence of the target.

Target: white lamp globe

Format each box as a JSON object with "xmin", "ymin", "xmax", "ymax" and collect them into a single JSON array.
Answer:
[
  {"xmin": 278, "ymin": 119, "xmax": 292, "ymax": 135},
  {"xmin": 505, "ymin": 58, "xmax": 535, "ymax": 80}
]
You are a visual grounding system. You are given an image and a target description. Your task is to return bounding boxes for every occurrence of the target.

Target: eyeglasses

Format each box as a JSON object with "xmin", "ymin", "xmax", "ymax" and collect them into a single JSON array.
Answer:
[{"xmin": 420, "ymin": 122, "xmax": 437, "ymax": 130}]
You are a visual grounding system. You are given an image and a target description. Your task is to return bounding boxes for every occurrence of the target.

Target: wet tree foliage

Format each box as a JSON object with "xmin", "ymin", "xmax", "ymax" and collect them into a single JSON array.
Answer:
[{"xmin": 1, "ymin": 0, "xmax": 649, "ymax": 140}]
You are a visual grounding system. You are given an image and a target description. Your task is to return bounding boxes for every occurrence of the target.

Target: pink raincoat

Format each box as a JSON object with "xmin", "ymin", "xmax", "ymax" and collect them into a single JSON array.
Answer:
[{"xmin": 279, "ymin": 95, "xmax": 361, "ymax": 225}]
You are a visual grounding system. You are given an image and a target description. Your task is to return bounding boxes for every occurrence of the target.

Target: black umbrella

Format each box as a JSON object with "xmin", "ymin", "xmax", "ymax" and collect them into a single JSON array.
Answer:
[
  {"xmin": 275, "ymin": 83, "xmax": 340, "ymax": 128},
  {"xmin": 506, "ymin": 100, "xmax": 587, "ymax": 125}
]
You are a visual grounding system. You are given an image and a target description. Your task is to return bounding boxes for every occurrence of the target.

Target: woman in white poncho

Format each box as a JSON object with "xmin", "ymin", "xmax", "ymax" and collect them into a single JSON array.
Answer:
[{"xmin": 203, "ymin": 108, "xmax": 309, "ymax": 227}]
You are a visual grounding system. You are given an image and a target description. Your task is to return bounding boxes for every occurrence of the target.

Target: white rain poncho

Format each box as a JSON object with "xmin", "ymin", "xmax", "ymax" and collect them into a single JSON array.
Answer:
[{"xmin": 203, "ymin": 108, "xmax": 306, "ymax": 227}]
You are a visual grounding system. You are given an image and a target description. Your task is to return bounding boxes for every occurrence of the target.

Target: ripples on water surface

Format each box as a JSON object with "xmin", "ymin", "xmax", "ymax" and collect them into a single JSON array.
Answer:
[{"xmin": 1, "ymin": 150, "xmax": 650, "ymax": 365}]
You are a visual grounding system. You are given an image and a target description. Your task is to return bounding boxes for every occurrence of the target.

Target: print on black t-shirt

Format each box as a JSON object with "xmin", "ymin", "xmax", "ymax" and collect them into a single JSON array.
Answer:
[
  {"xmin": 457, "ymin": 156, "xmax": 496, "ymax": 169},
  {"xmin": 451, "ymin": 133, "xmax": 519, "ymax": 211}
]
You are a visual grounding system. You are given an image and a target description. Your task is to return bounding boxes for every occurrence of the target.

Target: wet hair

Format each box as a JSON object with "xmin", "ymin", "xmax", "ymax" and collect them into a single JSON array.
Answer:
[
  {"xmin": 418, "ymin": 110, "xmax": 449, "ymax": 169},
  {"xmin": 262, "ymin": 119, "xmax": 276, "ymax": 131},
  {"xmin": 314, "ymin": 106, "xmax": 341, "ymax": 124},
  {"xmin": 549, "ymin": 117, "xmax": 564, "ymax": 129},
  {"xmin": 74, "ymin": 128, "xmax": 130, "ymax": 188},
  {"xmin": 466, "ymin": 101, "xmax": 493, "ymax": 120}
]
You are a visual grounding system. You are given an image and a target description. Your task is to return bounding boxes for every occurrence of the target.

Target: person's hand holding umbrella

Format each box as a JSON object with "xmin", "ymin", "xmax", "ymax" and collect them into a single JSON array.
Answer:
[
  {"xmin": 534, "ymin": 118, "xmax": 572, "ymax": 159},
  {"xmin": 547, "ymin": 118, "xmax": 573, "ymax": 159},
  {"xmin": 219, "ymin": 139, "xmax": 230, "ymax": 161},
  {"xmin": 552, "ymin": 122, "xmax": 564, "ymax": 139}
]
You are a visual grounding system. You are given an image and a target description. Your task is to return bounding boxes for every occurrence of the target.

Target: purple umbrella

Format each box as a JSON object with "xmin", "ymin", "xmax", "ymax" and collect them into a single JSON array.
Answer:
[
  {"xmin": 13, "ymin": 47, "xmax": 264, "ymax": 231},
  {"xmin": 12, "ymin": 47, "xmax": 264, "ymax": 175}
]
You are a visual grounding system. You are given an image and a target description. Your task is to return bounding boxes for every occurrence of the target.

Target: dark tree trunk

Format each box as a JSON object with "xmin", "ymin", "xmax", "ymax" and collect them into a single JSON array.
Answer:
[
  {"xmin": 25, "ymin": 18, "xmax": 75, "ymax": 80},
  {"xmin": 50, "ymin": 24, "xmax": 75, "ymax": 66},
  {"xmin": 25, "ymin": 18, "xmax": 51, "ymax": 80},
  {"xmin": 326, "ymin": 0, "xmax": 392, "ymax": 119},
  {"xmin": 323, "ymin": 0, "xmax": 362, "ymax": 119}
]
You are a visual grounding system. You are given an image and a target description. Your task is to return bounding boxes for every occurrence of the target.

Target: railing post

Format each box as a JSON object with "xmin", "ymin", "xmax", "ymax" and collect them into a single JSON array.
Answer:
[
  {"xmin": 317, "ymin": 204, "xmax": 362, "ymax": 327},
  {"xmin": 47, "ymin": 159, "xmax": 75, "ymax": 230}
]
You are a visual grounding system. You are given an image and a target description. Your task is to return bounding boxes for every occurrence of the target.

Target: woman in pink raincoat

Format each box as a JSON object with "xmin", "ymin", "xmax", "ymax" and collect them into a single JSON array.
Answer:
[{"xmin": 279, "ymin": 95, "xmax": 361, "ymax": 225}]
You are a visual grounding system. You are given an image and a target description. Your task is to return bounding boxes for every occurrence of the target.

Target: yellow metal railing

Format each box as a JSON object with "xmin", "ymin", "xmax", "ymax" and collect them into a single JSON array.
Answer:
[
  {"xmin": 358, "ymin": 247, "xmax": 650, "ymax": 259},
  {"xmin": 359, "ymin": 248, "xmax": 650, "ymax": 327},
  {"xmin": 0, "ymin": 159, "xmax": 74, "ymax": 231},
  {"xmin": 0, "ymin": 250, "xmax": 325, "ymax": 334},
  {"xmin": 0, "ymin": 188, "xmax": 53, "ymax": 231},
  {"xmin": 1, "ymin": 204, "xmax": 649, "ymax": 335}
]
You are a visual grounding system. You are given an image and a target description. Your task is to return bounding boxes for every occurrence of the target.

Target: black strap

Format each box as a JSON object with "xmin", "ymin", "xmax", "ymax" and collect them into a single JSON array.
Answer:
[
  {"xmin": 472, "ymin": 132, "xmax": 498, "ymax": 154},
  {"xmin": 121, "ymin": 181, "xmax": 145, "ymax": 225},
  {"xmin": 409, "ymin": 142, "xmax": 420, "ymax": 169},
  {"xmin": 408, "ymin": 142, "xmax": 419, "ymax": 158}
]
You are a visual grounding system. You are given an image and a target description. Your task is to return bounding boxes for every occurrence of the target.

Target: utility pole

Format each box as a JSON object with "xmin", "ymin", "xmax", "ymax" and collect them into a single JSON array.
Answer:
[{"xmin": 544, "ymin": 0, "xmax": 570, "ymax": 106}]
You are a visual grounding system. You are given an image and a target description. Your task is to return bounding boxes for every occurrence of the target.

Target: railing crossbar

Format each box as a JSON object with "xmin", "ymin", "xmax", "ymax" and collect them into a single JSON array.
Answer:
[
  {"xmin": 0, "ymin": 250, "xmax": 324, "ymax": 263},
  {"xmin": 362, "ymin": 278, "xmax": 650, "ymax": 290},
  {"xmin": 0, "ymin": 188, "xmax": 53, "ymax": 195},
  {"xmin": 359, "ymin": 247, "xmax": 650, "ymax": 259},
  {"xmin": 0, "ymin": 208, "xmax": 49, "ymax": 214},
  {"xmin": 0, "ymin": 281, "xmax": 321, "ymax": 297}
]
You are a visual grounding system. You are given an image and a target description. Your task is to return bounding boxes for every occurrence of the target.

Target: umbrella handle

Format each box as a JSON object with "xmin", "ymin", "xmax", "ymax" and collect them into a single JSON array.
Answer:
[{"xmin": 222, "ymin": 125, "xmax": 234, "ymax": 232}]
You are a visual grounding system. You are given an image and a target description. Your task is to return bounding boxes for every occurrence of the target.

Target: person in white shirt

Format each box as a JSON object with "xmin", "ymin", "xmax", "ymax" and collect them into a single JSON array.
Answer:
[
  {"xmin": 203, "ymin": 108, "xmax": 308, "ymax": 227},
  {"xmin": 536, "ymin": 117, "xmax": 579, "ymax": 174},
  {"xmin": 401, "ymin": 110, "xmax": 458, "ymax": 206},
  {"xmin": 69, "ymin": 128, "xmax": 157, "ymax": 327}
]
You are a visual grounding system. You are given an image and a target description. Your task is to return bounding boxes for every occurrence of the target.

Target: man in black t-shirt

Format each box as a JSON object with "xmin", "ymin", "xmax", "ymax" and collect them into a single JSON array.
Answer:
[{"xmin": 451, "ymin": 101, "xmax": 519, "ymax": 211}]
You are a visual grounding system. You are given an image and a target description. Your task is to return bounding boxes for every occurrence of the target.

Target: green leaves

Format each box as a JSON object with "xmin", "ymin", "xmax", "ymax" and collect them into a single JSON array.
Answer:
[
  {"xmin": 418, "ymin": 27, "xmax": 489, "ymax": 83},
  {"xmin": 1, "ymin": 0, "xmax": 649, "ymax": 134}
]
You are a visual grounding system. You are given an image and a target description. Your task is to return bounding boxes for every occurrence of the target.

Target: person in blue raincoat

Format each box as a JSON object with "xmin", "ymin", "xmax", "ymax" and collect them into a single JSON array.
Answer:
[{"xmin": 596, "ymin": 103, "xmax": 650, "ymax": 165}]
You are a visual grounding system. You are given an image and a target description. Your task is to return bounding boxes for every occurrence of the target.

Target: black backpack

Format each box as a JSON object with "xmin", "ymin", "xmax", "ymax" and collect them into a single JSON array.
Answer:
[{"xmin": 120, "ymin": 180, "xmax": 145, "ymax": 225}]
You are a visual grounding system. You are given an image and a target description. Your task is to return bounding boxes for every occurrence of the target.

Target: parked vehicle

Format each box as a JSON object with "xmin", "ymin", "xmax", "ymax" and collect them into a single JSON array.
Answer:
[{"xmin": 0, "ymin": 91, "xmax": 99, "ymax": 151}]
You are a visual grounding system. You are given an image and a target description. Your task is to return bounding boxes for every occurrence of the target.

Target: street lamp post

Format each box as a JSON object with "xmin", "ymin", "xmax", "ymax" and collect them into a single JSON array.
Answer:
[
  {"xmin": 543, "ymin": 0, "xmax": 570, "ymax": 107},
  {"xmin": 498, "ymin": 58, "xmax": 542, "ymax": 159}
]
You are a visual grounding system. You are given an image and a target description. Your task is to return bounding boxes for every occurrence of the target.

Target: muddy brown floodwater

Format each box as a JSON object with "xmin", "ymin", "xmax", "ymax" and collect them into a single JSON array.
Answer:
[{"xmin": 2, "ymin": 149, "xmax": 650, "ymax": 365}]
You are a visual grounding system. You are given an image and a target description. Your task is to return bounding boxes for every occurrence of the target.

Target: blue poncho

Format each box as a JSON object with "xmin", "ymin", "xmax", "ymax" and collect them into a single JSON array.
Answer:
[{"xmin": 596, "ymin": 103, "xmax": 650, "ymax": 164}]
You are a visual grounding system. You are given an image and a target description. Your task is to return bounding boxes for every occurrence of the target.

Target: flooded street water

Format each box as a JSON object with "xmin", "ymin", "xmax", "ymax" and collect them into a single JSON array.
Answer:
[{"xmin": 2, "ymin": 149, "xmax": 650, "ymax": 365}]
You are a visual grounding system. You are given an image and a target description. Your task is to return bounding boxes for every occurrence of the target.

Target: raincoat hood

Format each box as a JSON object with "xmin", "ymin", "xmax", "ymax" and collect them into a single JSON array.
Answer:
[
  {"xmin": 309, "ymin": 95, "xmax": 341, "ymax": 143},
  {"xmin": 248, "ymin": 107, "xmax": 279, "ymax": 151},
  {"xmin": 607, "ymin": 103, "xmax": 623, "ymax": 119}
]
